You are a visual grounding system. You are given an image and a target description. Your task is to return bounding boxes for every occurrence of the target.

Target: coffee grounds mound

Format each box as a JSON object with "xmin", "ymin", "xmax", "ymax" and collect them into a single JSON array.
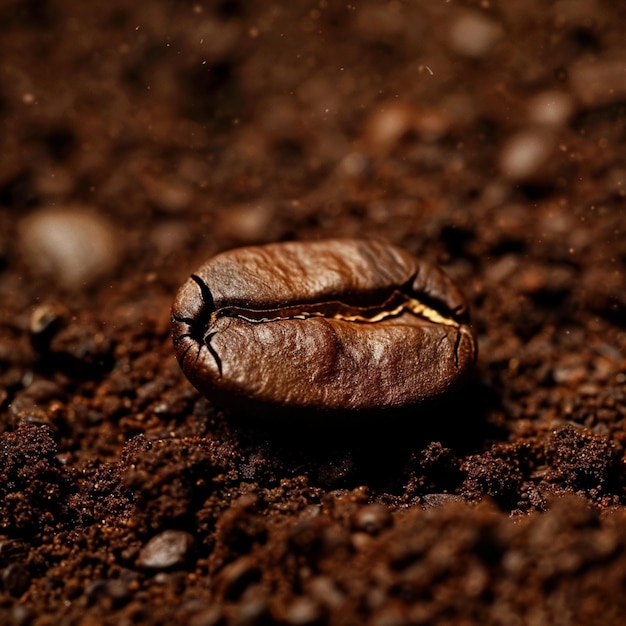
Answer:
[{"xmin": 1, "ymin": 1, "xmax": 626, "ymax": 624}]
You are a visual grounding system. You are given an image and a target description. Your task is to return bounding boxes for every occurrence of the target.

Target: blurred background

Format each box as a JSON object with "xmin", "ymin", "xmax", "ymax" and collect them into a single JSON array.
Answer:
[{"xmin": 2, "ymin": 1, "xmax": 624, "ymax": 289}]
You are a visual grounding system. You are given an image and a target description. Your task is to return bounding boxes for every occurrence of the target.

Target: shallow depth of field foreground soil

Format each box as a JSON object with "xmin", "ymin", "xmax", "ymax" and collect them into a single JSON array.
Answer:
[{"xmin": 1, "ymin": 1, "xmax": 626, "ymax": 624}]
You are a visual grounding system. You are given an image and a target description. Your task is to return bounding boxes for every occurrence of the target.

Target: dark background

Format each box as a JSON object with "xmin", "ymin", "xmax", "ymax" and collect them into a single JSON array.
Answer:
[{"xmin": 1, "ymin": 1, "xmax": 626, "ymax": 624}]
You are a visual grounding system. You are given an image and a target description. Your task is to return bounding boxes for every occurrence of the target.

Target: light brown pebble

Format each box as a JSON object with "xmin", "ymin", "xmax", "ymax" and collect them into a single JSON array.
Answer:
[
  {"xmin": 234, "ymin": 587, "xmax": 270, "ymax": 626},
  {"xmin": 527, "ymin": 90, "xmax": 574, "ymax": 127},
  {"xmin": 448, "ymin": 11, "xmax": 501, "ymax": 58},
  {"xmin": 29, "ymin": 302, "xmax": 69, "ymax": 337},
  {"xmin": 498, "ymin": 130, "xmax": 555, "ymax": 182},
  {"xmin": 143, "ymin": 175, "xmax": 193, "ymax": 213},
  {"xmin": 18, "ymin": 206, "xmax": 119, "ymax": 290},
  {"xmin": 217, "ymin": 203, "xmax": 276, "ymax": 243},
  {"xmin": 136, "ymin": 530, "xmax": 195, "ymax": 570},
  {"xmin": 363, "ymin": 103, "xmax": 450, "ymax": 153},
  {"xmin": 363, "ymin": 103, "xmax": 417, "ymax": 153},
  {"xmin": 308, "ymin": 576, "xmax": 345, "ymax": 610},
  {"xmin": 284, "ymin": 597, "xmax": 322, "ymax": 626}
]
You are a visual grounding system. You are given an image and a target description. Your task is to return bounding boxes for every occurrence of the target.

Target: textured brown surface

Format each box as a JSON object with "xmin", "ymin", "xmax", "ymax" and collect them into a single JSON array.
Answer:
[{"xmin": 1, "ymin": 1, "xmax": 626, "ymax": 625}]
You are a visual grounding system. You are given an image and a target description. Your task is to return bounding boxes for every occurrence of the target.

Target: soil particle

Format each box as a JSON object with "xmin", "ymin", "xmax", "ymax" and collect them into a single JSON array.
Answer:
[{"xmin": 136, "ymin": 530, "xmax": 195, "ymax": 570}]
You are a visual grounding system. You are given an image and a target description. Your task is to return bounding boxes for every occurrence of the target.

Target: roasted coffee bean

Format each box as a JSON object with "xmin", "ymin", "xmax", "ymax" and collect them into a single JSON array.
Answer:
[{"xmin": 171, "ymin": 239, "xmax": 476, "ymax": 416}]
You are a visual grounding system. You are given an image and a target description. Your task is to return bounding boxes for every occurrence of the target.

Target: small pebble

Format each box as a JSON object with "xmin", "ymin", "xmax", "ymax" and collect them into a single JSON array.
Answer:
[
  {"xmin": 448, "ymin": 12, "xmax": 501, "ymax": 58},
  {"xmin": 484, "ymin": 255, "xmax": 519, "ymax": 285},
  {"xmin": 527, "ymin": 91, "xmax": 574, "ymax": 127},
  {"xmin": 143, "ymin": 175, "xmax": 193, "ymax": 213},
  {"xmin": 10, "ymin": 605, "xmax": 33, "ymax": 626},
  {"xmin": 8, "ymin": 395, "xmax": 54, "ymax": 428},
  {"xmin": 363, "ymin": 103, "xmax": 450, "ymax": 153},
  {"xmin": 363, "ymin": 103, "xmax": 417, "ymax": 153},
  {"xmin": 499, "ymin": 130, "xmax": 554, "ymax": 182},
  {"xmin": 137, "ymin": 530, "xmax": 195, "ymax": 570},
  {"xmin": 338, "ymin": 151, "xmax": 371, "ymax": 179},
  {"xmin": 552, "ymin": 366, "xmax": 588, "ymax": 386},
  {"xmin": 18, "ymin": 205, "xmax": 119, "ymax": 290},
  {"xmin": 284, "ymin": 597, "xmax": 322, "ymax": 626},
  {"xmin": 217, "ymin": 203, "xmax": 275, "ymax": 243},
  {"xmin": 308, "ymin": 576, "xmax": 345, "ymax": 610},
  {"xmin": 236, "ymin": 587, "xmax": 271, "ymax": 624},
  {"xmin": 579, "ymin": 383, "xmax": 599, "ymax": 396},
  {"xmin": 29, "ymin": 302, "xmax": 69, "ymax": 337},
  {"xmin": 29, "ymin": 301, "xmax": 69, "ymax": 352}
]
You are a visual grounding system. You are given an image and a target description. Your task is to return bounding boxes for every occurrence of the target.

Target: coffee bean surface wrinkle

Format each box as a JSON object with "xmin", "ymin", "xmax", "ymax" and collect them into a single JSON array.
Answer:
[{"xmin": 171, "ymin": 239, "xmax": 476, "ymax": 416}]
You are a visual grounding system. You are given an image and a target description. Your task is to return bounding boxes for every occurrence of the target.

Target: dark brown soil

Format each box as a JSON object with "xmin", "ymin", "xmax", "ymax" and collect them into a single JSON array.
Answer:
[{"xmin": 1, "ymin": 1, "xmax": 626, "ymax": 624}]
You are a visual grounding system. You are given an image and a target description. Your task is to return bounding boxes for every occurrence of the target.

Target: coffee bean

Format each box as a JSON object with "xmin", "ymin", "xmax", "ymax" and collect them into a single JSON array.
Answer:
[
  {"xmin": 137, "ymin": 530, "xmax": 195, "ymax": 570},
  {"xmin": 171, "ymin": 239, "xmax": 476, "ymax": 416}
]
